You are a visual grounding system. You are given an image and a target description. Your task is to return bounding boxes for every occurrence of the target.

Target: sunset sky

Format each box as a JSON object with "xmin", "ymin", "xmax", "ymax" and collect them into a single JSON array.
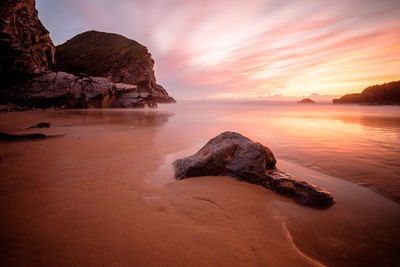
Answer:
[{"xmin": 37, "ymin": 0, "xmax": 400, "ymax": 100}]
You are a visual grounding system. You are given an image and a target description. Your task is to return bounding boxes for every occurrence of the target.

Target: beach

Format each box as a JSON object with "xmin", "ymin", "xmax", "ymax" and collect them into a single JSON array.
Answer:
[{"xmin": 1, "ymin": 102, "xmax": 400, "ymax": 266}]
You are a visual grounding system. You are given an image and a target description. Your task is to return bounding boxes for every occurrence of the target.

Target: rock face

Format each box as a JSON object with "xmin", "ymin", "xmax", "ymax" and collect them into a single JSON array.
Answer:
[
  {"xmin": 297, "ymin": 98, "xmax": 315, "ymax": 103},
  {"xmin": 8, "ymin": 71, "xmax": 157, "ymax": 108},
  {"xmin": 173, "ymin": 132, "xmax": 334, "ymax": 207},
  {"xmin": 0, "ymin": 0, "xmax": 55, "ymax": 85},
  {"xmin": 333, "ymin": 80, "xmax": 400, "ymax": 104},
  {"xmin": 55, "ymin": 31, "xmax": 175, "ymax": 103},
  {"xmin": 0, "ymin": 1, "xmax": 173, "ymax": 108}
]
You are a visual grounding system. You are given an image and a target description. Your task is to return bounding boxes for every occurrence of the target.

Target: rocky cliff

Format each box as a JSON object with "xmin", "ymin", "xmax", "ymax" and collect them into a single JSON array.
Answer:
[
  {"xmin": 333, "ymin": 81, "xmax": 400, "ymax": 104},
  {"xmin": 55, "ymin": 31, "xmax": 175, "ymax": 103},
  {"xmin": 0, "ymin": 0, "xmax": 55, "ymax": 86},
  {"xmin": 0, "ymin": 0, "xmax": 174, "ymax": 109}
]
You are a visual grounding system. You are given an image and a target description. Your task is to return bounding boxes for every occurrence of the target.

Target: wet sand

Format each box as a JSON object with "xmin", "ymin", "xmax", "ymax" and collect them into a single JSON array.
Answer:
[{"xmin": 0, "ymin": 109, "xmax": 399, "ymax": 266}]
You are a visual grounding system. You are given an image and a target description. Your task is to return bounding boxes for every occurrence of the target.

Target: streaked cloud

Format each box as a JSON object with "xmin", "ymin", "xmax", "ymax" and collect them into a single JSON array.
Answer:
[{"xmin": 37, "ymin": 0, "xmax": 400, "ymax": 100}]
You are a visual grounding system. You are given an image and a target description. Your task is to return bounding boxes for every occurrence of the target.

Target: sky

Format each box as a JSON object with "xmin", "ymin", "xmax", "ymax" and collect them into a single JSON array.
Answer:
[{"xmin": 37, "ymin": 0, "xmax": 400, "ymax": 100}]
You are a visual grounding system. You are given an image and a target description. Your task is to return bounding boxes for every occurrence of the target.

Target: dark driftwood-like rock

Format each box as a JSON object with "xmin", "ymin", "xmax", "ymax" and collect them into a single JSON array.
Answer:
[
  {"xmin": 0, "ymin": 132, "xmax": 46, "ymax": 141},
  {"xmin": 29, "ymin": 122, "xmax": 52, "ymax": 128},
  {"xmin": 173, "ymin": 132, "xmax": 334, "ymax": 207}
]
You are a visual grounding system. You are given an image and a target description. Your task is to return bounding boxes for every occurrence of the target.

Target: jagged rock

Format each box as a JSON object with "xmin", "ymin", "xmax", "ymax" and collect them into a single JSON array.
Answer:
[
  {"xmin": 333, "ymin": 80, "xmax": 400, "ymax": 104},
  {"xmin": 55, "ymin": 31, "xmax": 175, "ymax": 103},
  {"xmin": 265, "ymin": 169, "xmax": 334, "ymax": 206},
  {"xmin": 0, "ymin": 0, "xmax": 55, "ymax": 85},
  {"xmin": 0, "ymin": 132, "xmax": 46, "ymax": 141},
  {"xmin": 0, "ymin": 103, "xmax": 28, "ymax": 112},
  {"xmin": 11, "ymin": 71, "xmax": 157, "ymax": 108},
  {"xmin": 297, "ymin": 98, "xmax": 315, "ymax": 103},
  {"xmin": 173, "ymin": 132, "xmax": 334, "ymax": 207}
]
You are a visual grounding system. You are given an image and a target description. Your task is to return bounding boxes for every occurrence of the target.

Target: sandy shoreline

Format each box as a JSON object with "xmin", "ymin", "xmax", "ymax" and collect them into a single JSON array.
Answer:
[{"xmin": 1, "ymin": 109, "xmax": 399, "ymax": 266}]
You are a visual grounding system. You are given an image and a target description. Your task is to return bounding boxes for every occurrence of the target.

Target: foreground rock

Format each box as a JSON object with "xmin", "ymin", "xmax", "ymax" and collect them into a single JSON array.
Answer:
[
  {"xmin": 7, "ymin": 71, "xmax": 157, "ymax": 108},
  {"xmin": 333, "ymin": 80, "xmax": 400, "ymax": 104},
  {"xmin": 173, "ymin": 132, "xmax": 334, "ymax": 207}
]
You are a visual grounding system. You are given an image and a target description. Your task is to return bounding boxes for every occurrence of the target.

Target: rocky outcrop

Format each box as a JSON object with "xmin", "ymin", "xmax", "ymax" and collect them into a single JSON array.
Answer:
[
  {"xmin": 0, "ymin": 1, "xmax": 173, "ymax": 108},
  {"xmin": 0, "ymin": 0, "xmax": 55, "ymax": 86},
  {"xmin": 0, "ymin": 103, "xmax": 28, "ymax": 112},
  {"xmin": 55, "ymin": 31, "xmax": 175, "ymax": 103},
  {"xmin": 173, "ymin": 132, "xmax": 334, "ymax": 207},
  {"xmin": 297, "ymin": 98, "xmax": 315, "ymax": 103},
  {"xmin": 333, "ymin": 80, "xmax": 400, "ymax": 104},
  {"xmin": 8, "ymin": 71, "xmax": 157, "ymax": 108}
]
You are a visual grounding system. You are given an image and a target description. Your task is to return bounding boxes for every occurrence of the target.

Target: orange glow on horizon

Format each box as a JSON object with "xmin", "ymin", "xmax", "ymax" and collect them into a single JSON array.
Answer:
[{"xmin": 38, "ymin": 0, "xmax": 400, "ymax": 100}]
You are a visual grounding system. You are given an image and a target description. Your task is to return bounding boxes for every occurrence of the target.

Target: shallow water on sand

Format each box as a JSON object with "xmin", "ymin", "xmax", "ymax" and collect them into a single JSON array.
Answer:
[
  {"xmin": 159, "ymin": 101, "xmax": 400, "ymax": 203},
  {"xmin": 1, "ymin": 101, "xmax": 400, "ymax": 266},
  {"xmin": 152, "ymin": 101, "xmax": 400, "ymax": 266}
]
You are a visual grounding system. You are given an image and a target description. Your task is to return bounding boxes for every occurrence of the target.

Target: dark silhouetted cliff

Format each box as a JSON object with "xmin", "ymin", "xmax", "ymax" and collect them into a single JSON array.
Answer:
[
  {"xmin": 0, "ymin": 0, "xmax": 55, "ymax": 88},
  {"xmin": 333, "ymin": 81, "xmax": 400, "ymax": 105}
]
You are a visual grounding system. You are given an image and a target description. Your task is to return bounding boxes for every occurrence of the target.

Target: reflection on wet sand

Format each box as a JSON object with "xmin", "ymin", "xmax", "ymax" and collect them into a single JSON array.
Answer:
[
  {"xmin": 0, "ymin": 109, "xmax": 322, "ymax": 266},
  {"xmin": 337, "ymin": 114, "xmax": 400, "ymax": 131},
  {"xmin": 158, "ymin": 102, "xmax": 400, "ymax": 203},
  {"xmin": 47, "ymin": 109, "xmax": 173, "ymax": 128},
  {"xmin": 265, "ymin": 114, "xmax": 400, "ymax": 203},
  {"xmin": 0, "ymin": 103, "xmax": 399, "ymax": 266},
  {"xmin": 0, "ymin": 109, "xmax": 173, "ymax": 133}
]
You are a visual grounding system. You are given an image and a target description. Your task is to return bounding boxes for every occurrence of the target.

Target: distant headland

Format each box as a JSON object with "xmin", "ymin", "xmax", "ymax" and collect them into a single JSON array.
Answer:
[{"xmin": 333, "ymin": 80, "xmax": 400, "ymax": 105}]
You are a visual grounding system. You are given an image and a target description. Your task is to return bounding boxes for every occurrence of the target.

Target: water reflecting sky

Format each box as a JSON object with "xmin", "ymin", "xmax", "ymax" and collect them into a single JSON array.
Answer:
[{"xmin": 159, "ymin": 101, "xmax": 400, "ymax": 202}]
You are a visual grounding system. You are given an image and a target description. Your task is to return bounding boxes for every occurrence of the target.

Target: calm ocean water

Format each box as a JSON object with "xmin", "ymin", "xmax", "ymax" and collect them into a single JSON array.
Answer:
[{"xmin": 158, "ymin": 100, "xmax": 400, "ymax": 202}]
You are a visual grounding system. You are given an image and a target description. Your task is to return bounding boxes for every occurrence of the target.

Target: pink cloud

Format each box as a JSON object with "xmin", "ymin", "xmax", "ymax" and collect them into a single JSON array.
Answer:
[{"xmin": 38, "ymin": 0, "xmax": 400, "ymax": 99}]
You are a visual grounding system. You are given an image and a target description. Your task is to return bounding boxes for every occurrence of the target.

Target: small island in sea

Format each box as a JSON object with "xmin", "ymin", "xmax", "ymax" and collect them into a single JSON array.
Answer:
[{"xmin": 297, "ymin": 98, "xmax": 316, "ymax": 103}]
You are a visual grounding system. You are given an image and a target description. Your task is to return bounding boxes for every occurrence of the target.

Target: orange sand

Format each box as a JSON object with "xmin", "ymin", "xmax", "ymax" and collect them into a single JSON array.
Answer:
[
  {"xmin": 0, "ymin": 110, "xmax": 318, "ymax": 266},
  {"xmin": 0, "ymin": 109, "xmax": 399, "ymax": 266}
]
